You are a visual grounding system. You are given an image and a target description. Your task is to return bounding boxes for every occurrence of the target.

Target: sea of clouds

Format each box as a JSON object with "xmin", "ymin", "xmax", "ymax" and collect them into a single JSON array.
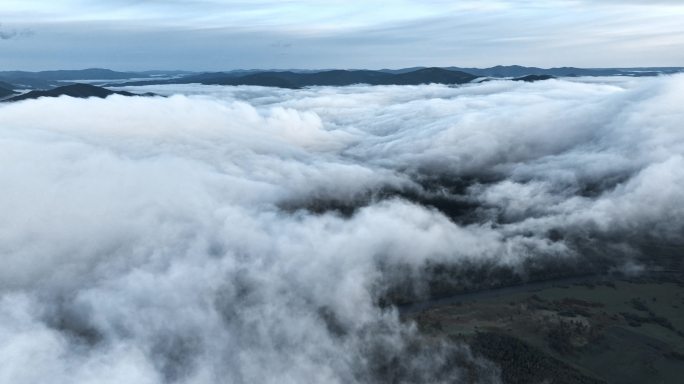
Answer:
[{"xmin": 1, "ymin": 75, "xmax": 683, "ymax": 383}]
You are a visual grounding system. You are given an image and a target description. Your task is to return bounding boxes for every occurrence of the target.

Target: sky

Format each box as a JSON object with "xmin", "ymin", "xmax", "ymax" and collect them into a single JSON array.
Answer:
[{"xmin": 0, "ymin": 0, "xmax": 683, "ymax": 71}]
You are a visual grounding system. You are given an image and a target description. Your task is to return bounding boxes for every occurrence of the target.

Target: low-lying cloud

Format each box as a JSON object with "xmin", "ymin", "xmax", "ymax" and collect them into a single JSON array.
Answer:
[{"xmin": 0, "ymin": 75, "xmax": 682, "ymax": 383}]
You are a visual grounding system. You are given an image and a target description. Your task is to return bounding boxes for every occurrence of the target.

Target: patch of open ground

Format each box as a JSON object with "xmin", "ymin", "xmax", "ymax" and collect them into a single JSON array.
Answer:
[{"xmin": 405, "ymin": 275, "xmax": 684, "ymax": 384}]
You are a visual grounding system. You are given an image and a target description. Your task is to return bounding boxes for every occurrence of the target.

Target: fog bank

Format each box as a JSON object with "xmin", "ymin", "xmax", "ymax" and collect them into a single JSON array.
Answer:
[{"xmin": 1, "ymin": 75, "xmax": 683, "ymax": 383}]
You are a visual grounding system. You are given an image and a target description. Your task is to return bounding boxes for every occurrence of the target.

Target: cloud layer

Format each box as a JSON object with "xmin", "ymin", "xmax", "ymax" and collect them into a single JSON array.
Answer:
[
  {"xmin": 0, "ymin": 75, "xmax": 683, "ymax": 382},
  {"xmin": 2, "ymin": 1, "xmax": 684, "ymax": 70}
]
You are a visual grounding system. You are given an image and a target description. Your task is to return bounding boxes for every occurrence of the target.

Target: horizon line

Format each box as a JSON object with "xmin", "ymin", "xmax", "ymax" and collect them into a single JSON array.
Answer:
[{"xmin": 2, "ymin": 64, "xmax": 684, "ymax": 73}]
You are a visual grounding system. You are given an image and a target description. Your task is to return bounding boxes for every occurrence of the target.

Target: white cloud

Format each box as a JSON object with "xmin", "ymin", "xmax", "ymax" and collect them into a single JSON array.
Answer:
[{"xmin": 0, "ymin": 75, "xmax": 683, "ymax": 382}]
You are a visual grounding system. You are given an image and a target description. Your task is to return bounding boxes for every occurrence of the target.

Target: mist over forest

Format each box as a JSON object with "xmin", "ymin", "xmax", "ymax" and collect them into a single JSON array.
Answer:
[{"xmin": 1, "ymin": 74, "xmax": 683, "ymax": 383}]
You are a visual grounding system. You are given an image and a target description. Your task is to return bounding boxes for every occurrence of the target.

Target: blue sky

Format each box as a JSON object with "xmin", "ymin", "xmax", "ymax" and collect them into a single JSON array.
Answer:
[{"xmin": 1, "ymin": 0, "xmax": 683, "ymax": 71}]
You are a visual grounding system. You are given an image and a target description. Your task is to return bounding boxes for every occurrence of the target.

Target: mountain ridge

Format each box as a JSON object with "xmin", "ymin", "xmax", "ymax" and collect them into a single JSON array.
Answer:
[
  {"xmin": 0, "ymin": 86, "xmax": 17, "ymax": 99},
  {"xmin": 108, "ymin": 68, "xmax": 479, "ymax": 88},
  {"xmin": 3, "ymin": 83, "xmax": 154, "ymax": 102},
  {"xmin": 1, "ymin": 66, "xmax": 681, "ymax": 90}
]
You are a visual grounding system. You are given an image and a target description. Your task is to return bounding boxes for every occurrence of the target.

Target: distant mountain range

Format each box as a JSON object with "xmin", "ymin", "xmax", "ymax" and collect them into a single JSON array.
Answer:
[
  {"xmin": 0, "ymin": 80, "xmax": 16, "ymax": 90},
  {"xmin": 0, "ymin": 68, "xmax": 152, "ymax": 90},
  {"xmin": 2, "ymin": 83, "xmax": 154, "ymax": 102},
  {"xmin": 115, "ymin": 67, "xmax": 478, "ymax": 88},
  {"xmin": 381, "ymin": 65, "xmax": 684, "ymax": 77},
  {"xmin": 0, "ymin": 68, "xmax": 142, "ymax": 81},
  {"xmin": 0, "ymin": 66, "xmax": 682, "ymax": 91}
]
